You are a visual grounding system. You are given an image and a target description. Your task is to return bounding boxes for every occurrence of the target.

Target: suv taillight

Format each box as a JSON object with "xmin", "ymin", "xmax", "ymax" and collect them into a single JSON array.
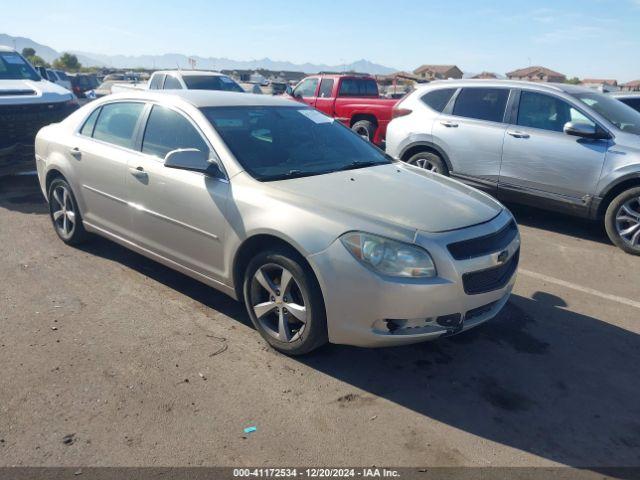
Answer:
[{"xmin": 392, "ymin": 107, "xmax": 412, "ymax": 119}]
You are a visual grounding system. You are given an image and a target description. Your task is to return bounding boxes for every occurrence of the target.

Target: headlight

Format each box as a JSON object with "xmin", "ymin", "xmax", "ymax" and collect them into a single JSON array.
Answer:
[{"xmin": 340, "ymin": 232, "xmax": 436, "ymax": 278}]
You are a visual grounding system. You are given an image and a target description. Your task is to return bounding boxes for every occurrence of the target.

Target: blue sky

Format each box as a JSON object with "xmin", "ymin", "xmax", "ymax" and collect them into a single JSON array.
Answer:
[{"xmin": 5, "ymin": 0, "xmax": 640, "ymax": 81}]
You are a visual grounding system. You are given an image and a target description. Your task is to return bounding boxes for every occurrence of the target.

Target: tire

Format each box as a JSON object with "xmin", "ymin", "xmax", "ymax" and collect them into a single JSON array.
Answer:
[
  {"xmin": 243, "ymin": 247, "xmax": 328, "ymax": 355},
  {"xmin": 604, "ymin": 186, "xmax": 640, "ymax": 255},
  {"xmin": 351, "ymin": 120, "xmax": 376, "ymax": 142},
  {"xmin": 48, "ymin": 177, "xmax": 89, "ymax": 245},
  {"xmin": 406, "ymin": 151, "xmax": 449, "ymax": 175}
]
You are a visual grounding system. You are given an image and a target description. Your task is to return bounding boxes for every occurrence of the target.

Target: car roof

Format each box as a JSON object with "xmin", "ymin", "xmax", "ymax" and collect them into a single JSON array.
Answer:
[
  {"xmin": 0, "ymin": 45, "xmax": 17, "ymax": 53},
  {"xmin": 415, "ymin": 79, "xmax": 595, "ymax": 95},
  {"xmin": 609, "ymin": 91, "xmax": 640, "ymax": 98},
  {"xmin": 155, "ymin": 70, "xmax": 228, "ymax": 77},
  {"xmin": 104, "ymin": 89, "xmax": 300, "ymax": 108}
]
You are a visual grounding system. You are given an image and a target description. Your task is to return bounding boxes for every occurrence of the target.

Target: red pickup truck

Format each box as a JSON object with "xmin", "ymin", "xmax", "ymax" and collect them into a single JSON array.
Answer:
[{"xmin": 287, "ymin": 74, "xmax": 399, "ymax": 145}]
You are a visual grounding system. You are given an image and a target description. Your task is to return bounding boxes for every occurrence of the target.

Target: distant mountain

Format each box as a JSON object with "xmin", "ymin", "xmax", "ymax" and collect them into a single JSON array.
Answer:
[{"xmin": 0, "ymin": 33, "xmax": 396, "ymax": 75}]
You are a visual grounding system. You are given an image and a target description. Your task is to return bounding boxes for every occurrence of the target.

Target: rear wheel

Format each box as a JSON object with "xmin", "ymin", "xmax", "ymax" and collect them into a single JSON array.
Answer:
[
  {"xmin": 406, "ymin": 151, "xmax": 448, "ymax": 175},
  {"xmin": 351, "ymin": 120, "xmax": 376, "ymax": 142},
  {"xmin": 243, "ymin": 248, "xmax": 328, "ymax": 355},
  {"xmin": 48, "ymin": 178, "xmax": 89, "ymax": 245},
  {"xmin": 605, "ymin": 187, "xmax": 640, "ymax": 255}
]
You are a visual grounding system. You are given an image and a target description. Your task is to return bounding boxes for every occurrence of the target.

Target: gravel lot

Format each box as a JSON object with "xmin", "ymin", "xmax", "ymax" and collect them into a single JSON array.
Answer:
[{"xmin": 1, "ymin": 174, "xmax": 639, "ymax": 469}]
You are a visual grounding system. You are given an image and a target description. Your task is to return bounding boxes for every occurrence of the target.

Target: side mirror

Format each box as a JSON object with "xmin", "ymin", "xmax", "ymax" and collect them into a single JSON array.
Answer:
[
  {"xmin": 164, "ymin": 148, "xmax": 222, "ymax": 176},
  {"xmin": 563, "ymin": 121, "xmax": 609, "ymax": 140}
]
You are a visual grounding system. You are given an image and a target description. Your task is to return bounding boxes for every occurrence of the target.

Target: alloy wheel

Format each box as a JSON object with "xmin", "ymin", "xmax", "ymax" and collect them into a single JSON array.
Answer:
[
  {"xmin": 354, "ymin": 127, "xmax": 371, "ymax": 141},
  {"xmin": 615, "ymin": 197, "xmax": 640, "ymax": 248},
  {"xmin": 51, "ymin": 185, "xmax": 76, "ymax": 240},
  {"xmin": 411, "ymin": 158, "xmax": 440, "ymax": 173},
  {"xmin": 250, "ymin": 264, "xmax": 308, "ymax": 343}
]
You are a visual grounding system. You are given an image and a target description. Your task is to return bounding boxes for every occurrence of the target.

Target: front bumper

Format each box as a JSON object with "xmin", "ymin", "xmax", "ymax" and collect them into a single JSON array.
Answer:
[{"xmin": 308, "ymin": 210, "xmax": 519, "ymax": 347}]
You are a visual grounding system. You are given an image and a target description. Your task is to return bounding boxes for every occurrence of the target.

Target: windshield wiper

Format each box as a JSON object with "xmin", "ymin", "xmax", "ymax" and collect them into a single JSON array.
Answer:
[
  {"xmin": 262, "ymin": 169, "xmax": 315, "ymax": 181},
  {"xmin": 333, "ymin": 160, "xmax": 383, "ymax": 172}
]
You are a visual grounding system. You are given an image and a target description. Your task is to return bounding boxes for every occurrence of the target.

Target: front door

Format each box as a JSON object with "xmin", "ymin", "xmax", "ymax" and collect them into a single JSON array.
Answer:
[
  {"xmin": 126, "ymin": 104, "xmax": 230, "ymax": 281},
  {"xmin": 499, "ymin": 90, "xmax": 608, "ymax": 202},
  {"xmin": 292, "ymin": 77, "xmax": 319, "ymax": 108},
  {"xmin": 432, "ymin": 87, "xmax": 511, "ymax": 185}
]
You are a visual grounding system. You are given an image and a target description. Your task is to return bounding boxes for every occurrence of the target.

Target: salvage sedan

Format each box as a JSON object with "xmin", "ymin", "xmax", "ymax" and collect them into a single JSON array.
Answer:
[{"xmin": 35, "ymin": 90, "xmax": 519, "ymax": 355}]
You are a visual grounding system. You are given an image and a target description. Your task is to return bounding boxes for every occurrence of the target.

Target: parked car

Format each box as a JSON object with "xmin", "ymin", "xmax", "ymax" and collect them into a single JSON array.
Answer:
[
  {"xmin": 68, "ymin": 73, "xmax": 96, "ymax": 98},
  {"xmin": 111, "ymin": 70, "xmax": 244, "ymax": 94},
  {"xmin": 0, "ymin": 46, "xmax": 78, "ymax": 176},
  {"xmin": 286, "ymin": 74, "xmax": 398, "ymax": 144},
  {"xmin": 610, "ymin": 91, "xmax": 640, "ymax": 113},
  {"xmin": 36, "ymin": 67, "xmax": 72, "ymax": 91},
  {"xmin": 386, "ymin": 80, "xmax": 640, "ymax": 255},
  {"xmin": 35, "ymin": 90, "xmax": 519, "ymax": 354}
]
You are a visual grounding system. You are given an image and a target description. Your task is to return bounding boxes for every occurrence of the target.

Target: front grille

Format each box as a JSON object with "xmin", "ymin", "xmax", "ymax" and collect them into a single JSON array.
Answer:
[
  {"xmin": 462, "ymin": 249, "xmax": 519, "ymax": 295},
  {"xmin": 448, "ymin": 220, "xmax": 518, "ymax": 260},
  {"xmin": 0, "ymin": 102, "xmax": 76, "ymax": 149},
  {"xmin": 465, "ymin": 301, "xmax": 498, "ymax": 321}
]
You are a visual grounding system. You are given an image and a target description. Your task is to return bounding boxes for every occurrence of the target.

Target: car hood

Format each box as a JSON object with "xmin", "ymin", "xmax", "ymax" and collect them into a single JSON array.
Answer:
[
  {"xmin": 270, "ymin": 163, "xmax": 503, "ymax": 233},
  {"xmin": 0, "ymin": 79, "xmax": 73, "ymax": 105}
]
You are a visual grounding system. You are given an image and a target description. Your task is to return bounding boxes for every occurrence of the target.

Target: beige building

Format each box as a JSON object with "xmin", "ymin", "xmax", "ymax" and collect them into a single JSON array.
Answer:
[
  {"xmin": 413, "ymin": 64, "xmax": 463, "ymax": 81},
  {"xmin": 506, "ymin": 66, "xmax": 566, "ymax": 83},
  {"xmin": 471, "ymin": 72, "xmax": 499, "ymax": 79},
  {"xmin": 622, "ymin": 80, "xmax": 640, "ymax": 91}
]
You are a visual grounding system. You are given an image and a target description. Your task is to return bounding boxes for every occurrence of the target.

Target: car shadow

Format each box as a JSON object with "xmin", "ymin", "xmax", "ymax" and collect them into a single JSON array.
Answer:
[
  {"xmin": 506, "ymin": 202, "xmax": 610, "ymax": 246},
  {"xmin": 78, "ymin": 237, "xmax": 640, "ymax": 470},
  {"xmin": 0, "ymin": 174, "xmax": 48, "ymax": 215}
]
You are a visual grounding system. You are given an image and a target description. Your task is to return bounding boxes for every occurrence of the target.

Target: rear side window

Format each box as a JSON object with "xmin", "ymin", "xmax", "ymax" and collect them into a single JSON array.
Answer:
[
  {"xmin": 421, "ymin": 88, "xmax": 456, "ymax": 112},
  {"xmin": 338, "ymin": 78, "xmax": 378, "ymax": 97},
  {"xmin": 92, "ymin": 102, "xmax": 145, "ymax": 149},
  {"xmin": 163, "ymin": 75, "xmax": 182, "ymax": 89},
  {"xmin": 80, "ymin": 107, "xmax": 101, "ymax": 137},
  {"xmin": 319, "ymin": 79, "xmax": 334, "ymax": 98},
  {"xmin": 149, "ymin": 74, "xmax": 166, "ymax": 90},
  {"xmin": 142, "ymin": 105, "xmax": 209, "ymax": 159},
  {"xmin": 453, "ymin": 88, "xmax": 509, "ymax": 123}
]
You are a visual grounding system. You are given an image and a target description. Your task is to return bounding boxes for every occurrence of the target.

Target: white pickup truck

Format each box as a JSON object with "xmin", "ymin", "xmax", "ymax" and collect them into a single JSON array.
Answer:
[
  {"xmin": 111, "ymin": 70, "xmax": 245, "ymax": 94},
  {"xmin": 0, "ymin": 46, "xmax": 78, "ymax": 176}
]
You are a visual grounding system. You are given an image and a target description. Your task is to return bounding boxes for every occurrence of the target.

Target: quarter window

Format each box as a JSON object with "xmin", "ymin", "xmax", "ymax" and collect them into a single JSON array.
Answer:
[
  {"xmin": 294, "ymin": 78, "xmax": 319, "ymax": 98},
  {"xmin": 453, "ymin": 88, "xmax": 509, "ymax": 123},
  {"xmin": 517, "ymin": 91, "xmax": 595, "ymax": 133},
  {"xmin": 92, "ymin": 102, "xmax": 145, "ymax": 149},
  {"xmin": 318, "ymin": 79, "xmax": 334, "ymax": 98},
  {"xmin": 80, "ymin": 107, "xmax": 101, "ymax": 137},
  {"xmin": 149, "ymin": 74, "xmax": 166, "ymax": 90},
  {"xmin": 163, "ymin": 75, "xmax": 182, "ymax": 89},
  {"xmin": 421, "ymin": 88, "xmax": 456, "ymax": 112},
  {"xmin": 142, "ymin": 105, "xmax": 209, "ymax": 159}
]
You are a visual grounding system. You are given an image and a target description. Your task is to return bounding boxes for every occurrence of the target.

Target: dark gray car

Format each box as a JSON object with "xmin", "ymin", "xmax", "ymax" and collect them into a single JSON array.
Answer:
[{"xmin": 386, "ymin": 80, "xmax": 640, "ymax": 255}]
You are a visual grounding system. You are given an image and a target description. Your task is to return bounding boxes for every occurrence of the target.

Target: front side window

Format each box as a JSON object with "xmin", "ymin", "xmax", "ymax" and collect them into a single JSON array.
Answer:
[
  {"xmin": 92, "ymin": 102, "xmax": 145, "ymax": 149},
  {"xmin": 80, "ymin": 107, "xmax": 101, "ymax": 137},
  {"xmin": 0, "ymin": 51, "xmax": 40, "ymax": 81},
  {"xmin": 338, "ymin": 78, "xmax": 379, "ymax": 97},
  {"xmin": 163, "ymin": 75, "xmax": 182, "ymax": 89},
  {"xmin": 518, "ymin": 91, "xmax": 595, "ymax": 133},
  {"xmin": 149, "ymin": 74, "xmax": 166, "ymax": 90},
  {"xmin": 571, "ymin": 91, "xmax": 640, "ymax": 135},
  {"xmin": 318, "ymin": 79, "xmax": 334, "ymax": 98},
  {"xmin": 182, "ymin": 75, "xmax": 244, "ymax": 92},
  {"xmin": 200, "ymin": 106, "xmax": 390, "ymax": 181},
  {"xmin": 142, "ymin": 105, "xmax": 209, "ymax": 159},
  {"xmin": 453, "ymin": 88, "xmax": 509, "ymax": 123},
  {"xmin": 293, "ymin": 78, "xmax": 319, "ymax": 97},
  {"xmin": 422, "ymin": 88, "xmax": 456, "ymax": 112}
]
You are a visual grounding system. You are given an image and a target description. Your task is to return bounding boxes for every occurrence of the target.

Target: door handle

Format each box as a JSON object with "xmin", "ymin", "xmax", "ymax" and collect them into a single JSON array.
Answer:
[
  {"xmin": 440, "ymin": 121, "xmax": 459, "ymax": 128},
  {"xmin": 69, "ymin": 147, "xmax": 82, "ymax": 159},
  {"xmin": 129, "ymin": 166, "xmax": 148, "ymax": 178},
  {"xmin": 507, "ymin": 130, "xmax": 530, "ymax": 139}
]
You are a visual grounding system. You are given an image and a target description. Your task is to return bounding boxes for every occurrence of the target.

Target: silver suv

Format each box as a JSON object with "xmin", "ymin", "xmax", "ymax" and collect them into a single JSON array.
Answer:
[{"xmin": 386, "ymin": 80, "xmax": 640, "ymax": 255}]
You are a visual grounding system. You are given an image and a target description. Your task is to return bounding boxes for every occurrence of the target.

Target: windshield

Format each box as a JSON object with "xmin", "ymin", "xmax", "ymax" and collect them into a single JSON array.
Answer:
[
  {"xmin": 572, "ymin": 91, "xmax": 640, "ymax": 135},
  {"xmin": 183, "ymin": 75, "xmax": 244, "ymax": 92},
  {"xmin": 0, "ymin": 51, "xmax": 41, "ymax": 81},
  {"xmin": 201, "ymin": 106, "xmax": 391, "ymax": 181}
]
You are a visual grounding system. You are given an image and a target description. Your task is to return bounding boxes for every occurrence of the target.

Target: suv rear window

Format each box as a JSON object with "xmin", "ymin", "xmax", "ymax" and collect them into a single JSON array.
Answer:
[
  {"xmin": 182, "ymin": 75, "xmax": 244, "ymax": 92},
  {"xmin": 421, "ymin": 88, "xmax": 456, "ymax": 112},
  {"xmin": 453, "ymin": 88, "xmax": 509, "ymax": 123},
  {"xmin": 338, "ymin": 78, "xmax": 378, "ymax": 97}
]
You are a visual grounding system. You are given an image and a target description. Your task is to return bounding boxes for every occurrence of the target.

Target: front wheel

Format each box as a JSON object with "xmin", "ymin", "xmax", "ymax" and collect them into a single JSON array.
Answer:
[
  {"xmin": 351, "ymin": 120, "xmax": 376, "ymax": 142},
  {"xmin": 243, "ymin": 248, "xmax": 328, "ymax": 355},
  {"xmin": 406, "ymin": 151, "xmax": 449, "ymax": 175},
  {"xmin": 48, "ymin": 178, "xmax": 89, "ymax": 245},
  {"xmin": 604, "ymin": 187, "xmax": 640, "ymax": 255}
]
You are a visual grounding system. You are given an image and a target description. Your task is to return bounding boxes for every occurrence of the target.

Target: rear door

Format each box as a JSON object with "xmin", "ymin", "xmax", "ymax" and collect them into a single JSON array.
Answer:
[
  {"xmin": 72, "ymin": 101, "xmax": 146, "ymax": 239},
  {"xmin": 126, "ymin": 104, "xmax": 229, "ymax": 280},
  {"xmin": 499, "ymin": 90, "xmax": 608, "ymax": 203},
  {"xmin": 292, "ymin": 77, "xmax": 319, "ymax": 107},
  {"xmin": 432, "ymin": 87, "xmax": 511, "ymax": 186},
  {"xmin": 314, "ymin": 77, "xmax": 335, "ymax": 116}
]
